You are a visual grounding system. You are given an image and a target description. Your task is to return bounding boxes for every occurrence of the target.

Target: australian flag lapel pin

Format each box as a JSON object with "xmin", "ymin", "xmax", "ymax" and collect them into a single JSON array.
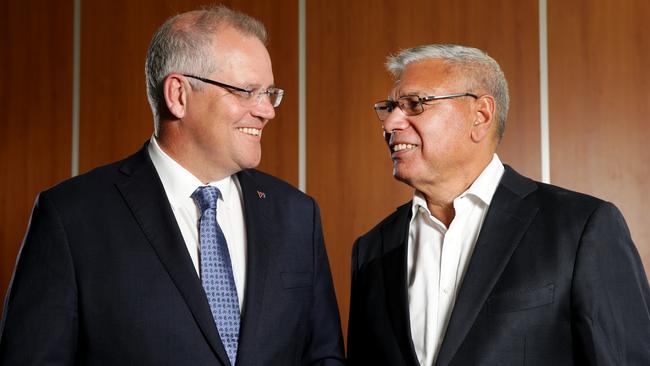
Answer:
[{"xmin": 257, "ymin": 190, "xmax": 266, "ymax": 199}]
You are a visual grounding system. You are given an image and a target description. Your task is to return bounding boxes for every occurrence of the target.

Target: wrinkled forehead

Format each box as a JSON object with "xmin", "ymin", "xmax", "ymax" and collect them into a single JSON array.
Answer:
[
  {"xmin": 390, "ymin": 59, "xmax": 468, "ymax": 97},
  {"xmin": 209, "ymin": 26, "xmax": 274, "ymax": 85}
]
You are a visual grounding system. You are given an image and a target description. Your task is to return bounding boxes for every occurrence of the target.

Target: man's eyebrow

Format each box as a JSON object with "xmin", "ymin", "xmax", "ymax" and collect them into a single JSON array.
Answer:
[
  {"xmin": 243, "ymin": 83, "xmax": 277, "ymax": 90},
  {"xmin": 391, "ymin": 89, "xmax": 425, "ymax": 99}
]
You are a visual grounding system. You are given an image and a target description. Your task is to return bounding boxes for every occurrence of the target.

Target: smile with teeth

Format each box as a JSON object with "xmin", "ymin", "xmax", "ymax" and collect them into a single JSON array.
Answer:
[
  {"xmin": 392, "ymin": 143, "xmax": 418, "ymax": 152},
  {"xmin": 237, "ymin": 127, "xmax": 261, "ymax": 136}
]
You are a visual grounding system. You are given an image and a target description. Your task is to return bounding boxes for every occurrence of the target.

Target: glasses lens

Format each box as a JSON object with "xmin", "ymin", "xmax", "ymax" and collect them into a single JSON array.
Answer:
[
  {"xmin": 398, "ymin": 95, "xmax": 423, "ymax": 116},
  {"xmin": 269, "ymin": 89, "xmax": 284, "ymax": 107},
  {"xmin": 231, "ymin": 89, "xmax": 254, "ymax": 101},
  {"xmin": 373, "ymin": 101, "xmax": 394, "ymax": 121},
  {"xmin": 254, "ymin": 88, "xmax": 284, "ymax": 108}
]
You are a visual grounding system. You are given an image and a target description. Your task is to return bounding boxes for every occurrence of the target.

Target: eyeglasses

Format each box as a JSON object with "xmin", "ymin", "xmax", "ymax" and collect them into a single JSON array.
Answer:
[
  {"xmin": 373, "ymin": 93, "xmax": 478, "ymax": 121},
  {"xmin": 183, "ymin": 74, "xmax": 284, "ymax": 108}
]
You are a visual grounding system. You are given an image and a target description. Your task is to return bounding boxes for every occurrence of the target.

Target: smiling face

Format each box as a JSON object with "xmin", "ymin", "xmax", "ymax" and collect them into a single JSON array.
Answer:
[
  {"xmin": 180, "ymin": 25, "xmax": 276, "ymax": 180},
  {"xmin": 382, "ymin": 59, "xmax": 482, "ymax": 192}
]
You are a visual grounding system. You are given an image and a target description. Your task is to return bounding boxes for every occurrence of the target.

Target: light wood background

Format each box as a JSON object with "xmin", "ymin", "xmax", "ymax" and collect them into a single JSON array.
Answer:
[{"xmin": 2, "ymin": 0, "xmax": 648, "ymax": 343}]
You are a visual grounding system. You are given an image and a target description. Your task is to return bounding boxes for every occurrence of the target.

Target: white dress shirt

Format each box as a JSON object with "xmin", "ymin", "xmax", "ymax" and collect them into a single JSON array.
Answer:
[
  {"xmin": 148, "ymin": 137, "xmax": 247, "ymax": 311},
  {"xmin": 407, "ymin": 154, "xmax": 504, "ymax": 365}
]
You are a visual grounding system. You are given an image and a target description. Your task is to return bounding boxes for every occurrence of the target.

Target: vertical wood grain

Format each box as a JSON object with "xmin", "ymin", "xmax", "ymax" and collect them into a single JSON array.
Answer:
[
  {"xmin": 548, "ymin": 0, "xmax": 650, "ymax": 276},
  {"xmin": 0, "ymin": 0, "xmax": 73, "ymax": 303}
]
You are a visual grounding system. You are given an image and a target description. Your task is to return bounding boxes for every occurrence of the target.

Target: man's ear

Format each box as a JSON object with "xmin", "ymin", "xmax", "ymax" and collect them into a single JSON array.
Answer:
[
  {"xmin": 470, "ymin": 95, "xmax": 496, "ymax": 143},
  {"xmin": 164, "ymin": 74, "xmax": 188, "ymax": 119}
]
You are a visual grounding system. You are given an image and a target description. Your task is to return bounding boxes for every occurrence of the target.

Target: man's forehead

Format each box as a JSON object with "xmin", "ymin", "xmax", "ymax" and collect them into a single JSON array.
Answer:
[
  {"xmin": 208, "ymin": 27, "xmax": 273, "ymax": 77},
  {"xmin": 400, "ymin": 59, "xmax": 457, "ymax": 82},
  {"xmin": 391, "ymin": 61, "xmax": 461, "ymax": 95}
]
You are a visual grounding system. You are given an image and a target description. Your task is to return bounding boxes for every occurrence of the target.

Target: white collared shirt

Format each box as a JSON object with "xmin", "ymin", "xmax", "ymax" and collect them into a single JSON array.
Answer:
[
  {"xmin": 148, "ymin": 137, "xmax": 247, "ymax": 310},
  {"xmin": 408, "ymin": 154, "xmax": 505, "ymax": 365}
]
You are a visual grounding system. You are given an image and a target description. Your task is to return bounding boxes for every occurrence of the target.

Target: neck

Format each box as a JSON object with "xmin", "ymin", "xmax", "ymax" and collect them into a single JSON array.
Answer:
[
  {"xmin": 418, "ymin": 153, "xmax": 493, "ymax": 227},
  {"xmin": 156, "ymin": 127, "xmax": 233, "ymax": 184}
]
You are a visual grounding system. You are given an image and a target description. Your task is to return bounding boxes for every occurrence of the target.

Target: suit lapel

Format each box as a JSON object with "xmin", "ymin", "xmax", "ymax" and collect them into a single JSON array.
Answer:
[
  {"xmin": 435, "ymin": 166, "xmax": 539, "ymax": 366},
  {"xmin": 115, "ymin": 146, "xmax": 230, "ymax": 366},
  {"xmin": 234, "ymin": 170, "xmax": 272, "ymax": 364},
  {"xmin": 381, "ymin": 203, "xmax": 421, "ymax": 366}
]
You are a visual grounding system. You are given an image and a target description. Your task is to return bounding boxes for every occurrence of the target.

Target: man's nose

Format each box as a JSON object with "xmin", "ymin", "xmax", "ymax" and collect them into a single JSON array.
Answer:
[
  {"xmin": 381, "ymin": 107, "xmax": 409, "ymax": 134},
  {"xmin": 252, "ymin": 96, "xmax": 276, "ymax": 120}
]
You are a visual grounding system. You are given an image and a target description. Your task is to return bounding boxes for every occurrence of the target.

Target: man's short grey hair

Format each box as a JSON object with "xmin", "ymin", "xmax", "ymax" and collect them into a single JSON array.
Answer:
[
  {"xmin": 386, "ymin": 44, "xmax": 509, "ymax": 142},
  {"xmin": 145, "ymin": 5, "xmax": 267, "ymax": 132}
]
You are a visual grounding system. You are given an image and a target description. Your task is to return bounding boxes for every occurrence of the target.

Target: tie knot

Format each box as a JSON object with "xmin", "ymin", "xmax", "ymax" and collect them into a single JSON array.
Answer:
[{"xmin": 191, "ymin": 186, "xmax": 221, "ymax": 213}]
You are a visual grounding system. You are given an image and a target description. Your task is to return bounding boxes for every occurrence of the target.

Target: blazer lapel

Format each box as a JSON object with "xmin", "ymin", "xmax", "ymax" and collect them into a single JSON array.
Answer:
[
  {"xmin": 381, "ymin": 203, "xmax": 421, "ymax": 366},
  {"xmin": 233, "ymin": 170, "xmax": 273, "ymax": 364},
  {"xmin": 115, "ymin": 146, "xmax": 231, "ymax": 366},
  {"xmin": 435, "ymin": 166, "xmax": 539, "ymax": 366}
]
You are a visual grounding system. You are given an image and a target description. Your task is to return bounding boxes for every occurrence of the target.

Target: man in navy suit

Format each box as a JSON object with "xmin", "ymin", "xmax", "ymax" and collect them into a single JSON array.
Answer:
[
  {"xmin": 347, "ymin": 44, "xmax": 650, "ymax": 365},
  {"xmin": 0, "ymin": 6, "xmax": 344, "ymax": 365}
]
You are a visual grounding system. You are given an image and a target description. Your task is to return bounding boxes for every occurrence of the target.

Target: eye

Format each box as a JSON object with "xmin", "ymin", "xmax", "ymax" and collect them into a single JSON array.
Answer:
[
  {"xmin": 374, "ymin": 101, "xmax": 393, "ymax": 112},
  {"xmin": 260, "ymin": 88, "xmax": 277, "ymax": 97},
  {"xmin": 231, "ymin": 88, "xmax": 254, "ymax": 99},
  {"xmin": 400, "ymin": 97, "xmax": 421, "ymax": 112}
]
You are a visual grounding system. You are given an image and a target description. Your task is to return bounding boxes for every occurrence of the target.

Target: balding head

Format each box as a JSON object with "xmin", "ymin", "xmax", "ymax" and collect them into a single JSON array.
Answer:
[{"xmin": 145, "ymin": 5, "xmax": 267, "ymax": 132}]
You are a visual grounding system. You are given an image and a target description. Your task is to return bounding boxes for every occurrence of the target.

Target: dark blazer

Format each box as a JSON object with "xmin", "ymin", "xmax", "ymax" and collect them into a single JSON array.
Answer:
[
  {"xmin": 348, "ymin": 165, "xmax": 650, "ymax": 366},
  {"xmin": 0, "ymin": 145, "xmax": 345, "ymax": 366}
]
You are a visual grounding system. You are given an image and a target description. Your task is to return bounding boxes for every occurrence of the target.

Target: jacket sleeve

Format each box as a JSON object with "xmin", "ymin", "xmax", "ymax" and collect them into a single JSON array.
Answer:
[
  {"xmin": 302, "ymin": 198, "xmax": 346, "ymax": 365},
  {"xmin": 572, "ymin": 201, "xmax": 650, "ymax": 365},
  {"xmin": 0, "ymin": 192, "xmax": 78, "ymax": 365}
]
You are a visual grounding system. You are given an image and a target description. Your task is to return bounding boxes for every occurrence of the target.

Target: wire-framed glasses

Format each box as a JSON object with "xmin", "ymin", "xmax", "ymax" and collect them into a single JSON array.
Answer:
[
  {"xmin": 183, "ymin": 74, "xmax": 284, "ymax": 108},
  {"xmin": 373, "ymin": 93, "xmax": 477, "ymax": 121}
]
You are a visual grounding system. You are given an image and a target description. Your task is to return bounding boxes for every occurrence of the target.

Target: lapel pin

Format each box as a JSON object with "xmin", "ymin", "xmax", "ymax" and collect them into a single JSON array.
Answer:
[{"xmin": 257, "ymin": 190, "xmax": 266, "ymax": 199}]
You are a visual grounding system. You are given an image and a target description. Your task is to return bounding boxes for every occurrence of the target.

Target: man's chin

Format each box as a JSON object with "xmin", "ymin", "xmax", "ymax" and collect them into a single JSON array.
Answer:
[
  {"xmin": 392, "ymin": 168, "xmax": 414, "ymax": 187},
  {"xmin": 237, "ymin": 155, "xmax": 262, "ymax": 171}
]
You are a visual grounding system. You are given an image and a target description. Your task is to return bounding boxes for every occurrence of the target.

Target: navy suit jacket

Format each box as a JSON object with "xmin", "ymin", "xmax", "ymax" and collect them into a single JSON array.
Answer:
[
  {"xmin": 0, "ymin": 145, "xmax": 345, "ymax": 365},
  {"xmin": 347, "ymin": 165, "xmax": 650, "ymax": 366}
]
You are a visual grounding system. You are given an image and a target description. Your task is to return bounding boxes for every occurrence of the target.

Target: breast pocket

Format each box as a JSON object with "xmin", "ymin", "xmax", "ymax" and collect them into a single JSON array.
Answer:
[
  {"xmin": 488, "ymin": 283, "xmax": 555, "ymax": 314},
  {"xmin": 280, "ymin": 271, "xmax": 313, "ymax": 289}
]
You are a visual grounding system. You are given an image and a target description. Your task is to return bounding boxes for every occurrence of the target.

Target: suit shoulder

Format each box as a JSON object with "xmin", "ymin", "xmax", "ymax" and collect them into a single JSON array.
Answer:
[
  {"xmin": 38, "ymin": 147, "xmax": 152, "ymax": 216},
  {"xmin": 502, "ymin": 166, "xmax": 606, "ymax": 214},
  {"xmin": 532, "ymin": 181, "xmax": 606, "ymax": 213},
  {"xmin": 242, "ymin": 169, "xmax": 311, "ymax": 202},
  {"xmin": 356, "ymin": 205, "xmax": 406, "ymax": 241},
  {"xmin": 353, "ymin": 202, "xmax": 411, "ymax": 261},
  {"xmin": 44, "ymin": 159, "xmax": 125, "ymax": 199}
]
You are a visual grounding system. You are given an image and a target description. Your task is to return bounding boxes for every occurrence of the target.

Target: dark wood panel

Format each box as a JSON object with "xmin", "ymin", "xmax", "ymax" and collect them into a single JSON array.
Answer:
[
  {"xmin": 0, "ymin": 0, "xmax": 73, "ymax": 303},
  {"xmin": 307, "ymin": 0, "xmax": 540, "ymax": 338},
  {"xmin": 548, "ymin": 0, "xmax": 650, "ymax": 276},
  {"xmin": 79, "ymin": 0, "xmax": 298, "ymax": 185}
]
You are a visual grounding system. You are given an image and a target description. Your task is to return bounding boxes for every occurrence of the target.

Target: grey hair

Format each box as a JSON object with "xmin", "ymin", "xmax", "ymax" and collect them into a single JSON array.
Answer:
[
  {"xmin": 386, "ymin": 44, "xmax": 509, "ymax": 142},
  {"xmin": 145, "ymin": 5, "xmax": 267, "ymax": 132}
]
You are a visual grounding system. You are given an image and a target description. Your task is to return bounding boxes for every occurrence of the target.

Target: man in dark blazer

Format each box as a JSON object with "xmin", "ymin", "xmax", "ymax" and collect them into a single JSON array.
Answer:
[
  {"xmin": 347, "ymin": 44, "xmax": 650, "ymax": 365},
  {"xmin": 0, "ymin": 6, "xmax": 344, "ymax": 366}
]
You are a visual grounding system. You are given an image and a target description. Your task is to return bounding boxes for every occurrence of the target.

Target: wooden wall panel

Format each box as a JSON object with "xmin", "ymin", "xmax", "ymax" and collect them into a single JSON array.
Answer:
[
  {"xmin": 79, "ymin": 1, "xmax": 161, "ymax": 173},
  {"xmin": 79, "ymin": 0, "xmax": 298, "ymax": 185},
  {"xmin": 0, "ymin": 0, "xmax": 73, "ymax": 303},
  {"xmin": 307, "ymin": 0, "xmax": 540, "ymax": 335},
  {"xmin": 548, "ymin": 0, "xmax": 650, "ymax": 276}
]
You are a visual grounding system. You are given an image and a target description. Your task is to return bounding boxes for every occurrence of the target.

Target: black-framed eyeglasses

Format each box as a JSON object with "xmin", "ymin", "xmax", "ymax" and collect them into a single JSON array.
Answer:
[
  {"xmin": 373, "ymin": 93, "xmax": 478, "ymax": 121},
  {"xmin": 183, "ymin": 74, "xmax": 284, "ymax": 108}
]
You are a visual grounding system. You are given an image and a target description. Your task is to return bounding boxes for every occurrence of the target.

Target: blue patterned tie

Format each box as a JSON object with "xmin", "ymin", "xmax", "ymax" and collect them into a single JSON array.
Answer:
[{"xmin": 192, "ymin": 186, "xmax": 240, "ymax": 365}]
